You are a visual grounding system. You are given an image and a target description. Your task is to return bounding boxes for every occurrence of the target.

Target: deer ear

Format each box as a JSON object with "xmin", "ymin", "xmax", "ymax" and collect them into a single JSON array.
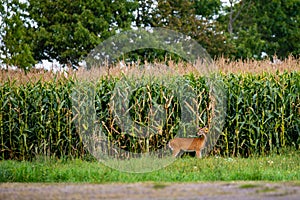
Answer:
[{"xmin": 204, "ymin": 127, "xmax": 209, "ymax": 133}]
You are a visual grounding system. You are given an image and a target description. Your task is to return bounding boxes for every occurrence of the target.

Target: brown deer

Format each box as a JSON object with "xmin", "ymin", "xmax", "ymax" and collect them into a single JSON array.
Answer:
[{"xmin": 168, "ymin": 127, "xmax": 208, "ymax": 158}]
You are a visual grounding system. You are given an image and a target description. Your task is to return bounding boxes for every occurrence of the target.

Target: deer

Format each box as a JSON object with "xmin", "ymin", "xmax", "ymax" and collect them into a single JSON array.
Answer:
[{"xmin": 168, "ymin": 127, "xmax": 208, "ymax": 158}]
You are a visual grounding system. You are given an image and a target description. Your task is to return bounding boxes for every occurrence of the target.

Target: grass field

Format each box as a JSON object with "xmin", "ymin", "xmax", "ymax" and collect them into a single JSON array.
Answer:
[{"xmin": 0, "ymin": 150, "xmax": 299, "ymax": 183}]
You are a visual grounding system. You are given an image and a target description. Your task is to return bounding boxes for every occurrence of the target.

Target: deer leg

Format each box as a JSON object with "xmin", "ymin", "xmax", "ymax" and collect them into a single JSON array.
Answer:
[
  {"xmin": 172, "ymin": 149, "xmax": 181, "ymax": 158},
  {"xmin": 196, "ymin": 150, "xmax": 202, "ymax": 158}
]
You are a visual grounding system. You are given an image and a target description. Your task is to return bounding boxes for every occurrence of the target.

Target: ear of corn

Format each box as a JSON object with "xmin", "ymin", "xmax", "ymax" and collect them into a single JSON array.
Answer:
[{"xmin": 0, "ymin": 71, "xmax": 299, "ymax": 160}]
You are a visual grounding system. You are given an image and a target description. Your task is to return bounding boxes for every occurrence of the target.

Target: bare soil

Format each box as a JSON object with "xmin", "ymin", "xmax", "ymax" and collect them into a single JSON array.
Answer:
[{"xmin": 1, "ymin": 181, "xmax": 299, "ymax": 200}]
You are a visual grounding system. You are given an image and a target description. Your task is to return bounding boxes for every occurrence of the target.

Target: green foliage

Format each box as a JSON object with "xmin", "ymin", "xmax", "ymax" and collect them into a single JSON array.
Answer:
[
  {"xmin": 194, "ymin": 0, "xmax": 222, "ymax": 17},
  {"xmin": 27, "ymin": 0, "xmax": 138, "ymax": 67},
  {"xmin": 135, "ymin": 0, "xmax": 154, "ymax": 28},
  {"xmin": 0, "ymin": 0, "xmax": 36, "ymax": 71},
  {"xmin": 231, "ymin": 24, "xmax": 266, "ymax": 59},
  {"xmin": 0, "ymin": 72, "xmax": 299, "ymax": 160},
  {"xmin": 1, "ymin": 0, "xmax": 299, "ymax": 70},
  {"xmin": 152, "ymin": 0, "xmax": 231, "ymax": 58},
  {"xmin": 220, "ymin": 0, "xmax": 300, "ymax": 59},
  {"xmin": 217, "ymin": 72, "xmax": 300, "ymax": 156},
  {"xmin": 0, "ymin": 78, "xmax": 84, "ymax": 160}
]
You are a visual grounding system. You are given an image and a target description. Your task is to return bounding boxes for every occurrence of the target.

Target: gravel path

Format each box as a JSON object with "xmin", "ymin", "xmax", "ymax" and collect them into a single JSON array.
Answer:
[{"xmin": 1, "ymin": 182, "xmax": 299, "ymax": 200}]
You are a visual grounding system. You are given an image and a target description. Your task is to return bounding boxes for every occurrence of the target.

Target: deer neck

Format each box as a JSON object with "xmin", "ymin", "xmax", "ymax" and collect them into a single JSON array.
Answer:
[{"xmin": 202, "ymin": 133, "xmax": 207, "ymax": 141}]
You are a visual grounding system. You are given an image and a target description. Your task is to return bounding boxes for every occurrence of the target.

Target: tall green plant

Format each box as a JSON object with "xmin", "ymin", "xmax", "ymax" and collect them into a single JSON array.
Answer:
[{"xmin": 0, "ymin": 72, "xmax": 299, "ymax": 160}]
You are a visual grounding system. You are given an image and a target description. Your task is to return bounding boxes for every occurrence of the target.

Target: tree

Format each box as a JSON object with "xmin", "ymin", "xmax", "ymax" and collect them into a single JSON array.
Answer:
[
  {"xmin": 220, "ymin": 0, "xmax": 300, "ymax": 59},
  {"xmin": 0, "ymin": 0, "xmax": 35, "ymax": 71},
  {"xmin": 151, "ymin": 0, "xmax": 232, "ymax": 59},
  {"xmin": 0, "ymin": 3, "xmax": 5, "ymax": 68},
  {"xmin": 135, "ymin": 0, "xmax": 155, "ymax": 28},
  {"xmin": 258, "ymin": 0, "xmax": 300, "ymax": 58},
  {"xmin": 194, "ymin": 0, "xmax": 222, "ymax": 18},
  {"xmin": 27, "ymin": 0, "xmax": 138, "ymax": 68}
]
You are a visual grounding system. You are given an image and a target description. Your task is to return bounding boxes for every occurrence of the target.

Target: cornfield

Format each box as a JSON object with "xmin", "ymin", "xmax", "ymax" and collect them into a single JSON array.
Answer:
[
  {"xmin": 0, "ymin": 59, "xmax": 299, "ymax": 160},
  {"xmin": 218, "ymin": 72, "xmax": 300, "ymax": 156}
]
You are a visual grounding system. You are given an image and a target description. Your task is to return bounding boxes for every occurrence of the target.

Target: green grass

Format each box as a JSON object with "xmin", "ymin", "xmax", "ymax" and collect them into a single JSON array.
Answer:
[
  {"xmin": 0, "ymin": 151, "xmax": 299, "ymax": 183},
  {"xmin": 239, "ymin": 183, "xmax": 261, "ymax": 189},
  {"xmin": 152, "ymin": 183, "xmax": 169, "ymax": 189},
  {"xmin": 256, "ymin": 186, "xmax": 278, "ymax": 193}
]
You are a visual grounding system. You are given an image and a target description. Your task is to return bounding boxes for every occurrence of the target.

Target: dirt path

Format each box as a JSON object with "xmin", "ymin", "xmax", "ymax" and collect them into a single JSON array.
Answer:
[{"xmin": 1, "ymin": 182, "xmax": 299, "ymax": 200}]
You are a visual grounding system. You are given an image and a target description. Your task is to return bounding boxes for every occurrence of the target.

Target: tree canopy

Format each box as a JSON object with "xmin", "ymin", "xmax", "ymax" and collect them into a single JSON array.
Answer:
[
  {"xmin": 0, "ymin": 0, "xmax": 299, "ymax": 70},
  {"xmin": 219, "ymin": 0, "xmax": 300, "ymax": 59},
  {"xmin": 0, "ymin": 0, "xmax": 35, "ymax": 70},
  {"xmin": 27, "ymin": 0, "xmax": 137, "ymax": 68}
]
